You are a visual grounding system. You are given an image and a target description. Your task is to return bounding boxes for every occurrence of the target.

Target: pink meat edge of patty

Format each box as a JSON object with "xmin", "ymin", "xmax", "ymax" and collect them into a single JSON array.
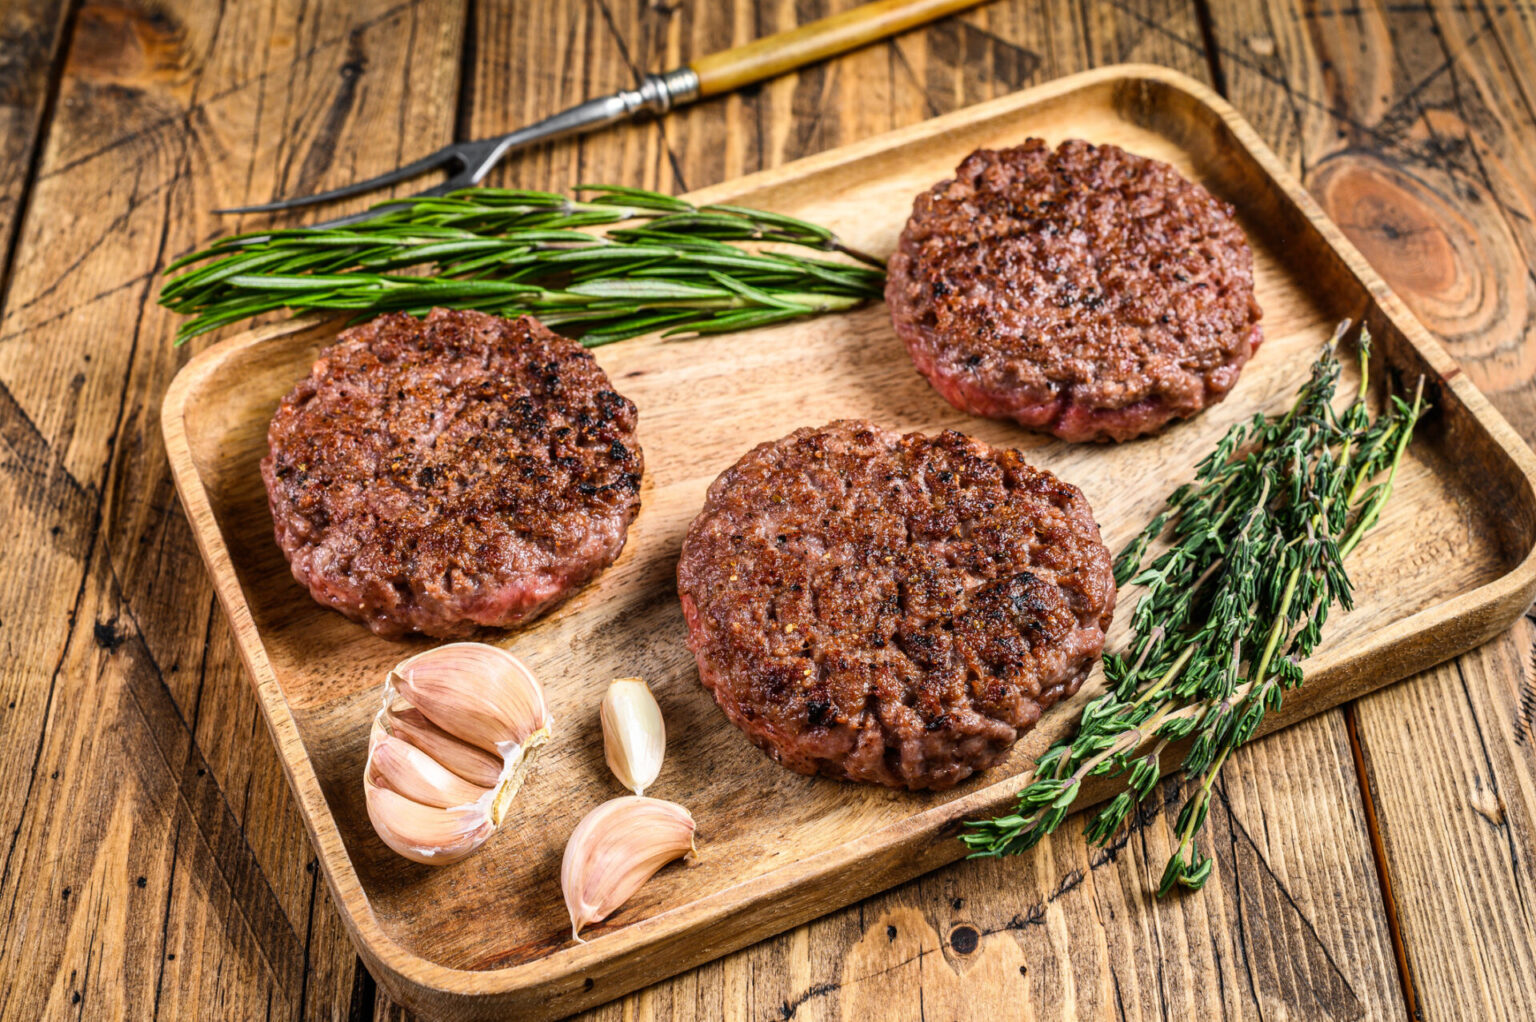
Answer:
[
  {"xmin": 897, "ymin": 319, "xmax": 1265, "ymax": 443},
  {"xmin": 261, "ymin": 453, "xmax": 631, "ymax": 640},
  {"xmin": 289, "ymin": 544, "xmax": 618, "ymax": 640}
]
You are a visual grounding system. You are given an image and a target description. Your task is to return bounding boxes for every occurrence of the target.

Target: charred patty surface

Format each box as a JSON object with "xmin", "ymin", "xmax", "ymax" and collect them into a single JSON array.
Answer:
[
  {"xmin": 262, "ymin": 309, "xmax": 642, "ymax": 639},
  {"xmin": 887, "ymin": 139, "xmax": 1263, "ymax": 443},
  {"xmin": 676, "ymin": 420, "xmax": 1115, "ymax": 791}
]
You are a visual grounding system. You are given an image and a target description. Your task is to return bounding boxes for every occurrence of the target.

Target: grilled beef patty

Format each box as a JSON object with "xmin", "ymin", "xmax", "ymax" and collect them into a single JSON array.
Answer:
[
  {"xmin": 676, "ymin": 420, "xmax": 1115, "ymax": 791},
  {"xmin": 262, "ymin": 309, "xmax": 642, "ymax": 638},
  {"xmin": 887, "ymin": 139, "xmax": 1263, "ymax": 442}
]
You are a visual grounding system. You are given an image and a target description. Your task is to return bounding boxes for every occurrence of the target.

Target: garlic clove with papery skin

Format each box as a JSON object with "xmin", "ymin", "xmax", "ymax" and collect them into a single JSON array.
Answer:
[
  {"xmin": 561, "ymin": 796, "xmax": 696, "ymax": 941},
  {"xmin": 364, "ymin": 778, "xmax": 494, "ymax": 865},
  {"xmin": 600, "ymin": 677, "xmax": 666, "ymax": 796},
  {"xmin": 368, "ymin": 732, "xmax": 492, "ymax": 809},
  {"xmin": 389, "ymin": 642, "xmax": 551, "ymax": 757},
  {"xmin": 364, "ymin": 643, "xmax": 553, "ymax": 865},
  {"xmin": 379, "ymin": 700, "xmax": 503, "ymax": 789}
]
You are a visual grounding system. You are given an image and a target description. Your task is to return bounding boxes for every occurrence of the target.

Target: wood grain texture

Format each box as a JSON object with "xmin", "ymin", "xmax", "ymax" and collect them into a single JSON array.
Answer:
[
  {"xmin": 1203, "ymin": 1, "xmax": 1536, "ymax": 1017},
  {"xmin": 0, "ymin": 0, "xmax": 70, "ymax": 281},
  {"xmin": 0, "ymin": 0, "xmax": 466, "ymax": 1017},
  {"xmin": 4, "ymin": 0, "xmax": 1536, "ymax": 1019},
  {"xmin": 164, "ymin": 62, "xmax": 1536, "ymax": 1018},
  {"xmin": 1354, "ymin": 618, "xmax": 1536, "ymax": 1019}
]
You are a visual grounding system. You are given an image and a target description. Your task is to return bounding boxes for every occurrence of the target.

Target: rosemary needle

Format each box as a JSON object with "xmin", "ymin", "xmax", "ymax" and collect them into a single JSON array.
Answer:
[
  {"xmin": 159, "ymin": 186, "xmax": 886, "ymax": 344},
  {"xmin": 962, "ymin": 323, "xmax": 1426, "ymax": 896}
]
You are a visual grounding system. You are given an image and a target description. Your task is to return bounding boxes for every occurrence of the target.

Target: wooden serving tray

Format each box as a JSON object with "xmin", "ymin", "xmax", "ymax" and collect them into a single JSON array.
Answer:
[{"xmin": 162, "ymin": 65, "xmax": 1536, "ymax": 1019}]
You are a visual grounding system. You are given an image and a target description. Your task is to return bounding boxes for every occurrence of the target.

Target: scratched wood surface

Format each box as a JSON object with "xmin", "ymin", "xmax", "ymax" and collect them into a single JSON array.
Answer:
[{"xmin": 0, "ymin": 3, "xmax": 1532, "ymax": 1022}]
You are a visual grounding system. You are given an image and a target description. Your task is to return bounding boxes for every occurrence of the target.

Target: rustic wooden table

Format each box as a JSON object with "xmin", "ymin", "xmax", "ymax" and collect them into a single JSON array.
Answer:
[{"xmin": 3, "ymin": 0, "xmax": 1534, "ymax": 1018}]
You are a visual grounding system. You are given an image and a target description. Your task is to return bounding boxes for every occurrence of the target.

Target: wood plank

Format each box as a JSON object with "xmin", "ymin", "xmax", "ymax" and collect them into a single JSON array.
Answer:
[
  {"xmin": 335, "ymin": 1, "xmax": 1409, "ymax": 1017},
  {"xmin": 1354, "ymin": 619, "xmax": 1536, "ymax": 1018},
  {"xmin": 0, "ymin": 0, "xmax": 70, "ymax": 283},
  {"xmin": 1202, "ymin": 0, "xmax": 1536, "ymax": 1017},
  {"xmin": 0, "ymin": 0, "xmax": 466, "ymax": 1017}
]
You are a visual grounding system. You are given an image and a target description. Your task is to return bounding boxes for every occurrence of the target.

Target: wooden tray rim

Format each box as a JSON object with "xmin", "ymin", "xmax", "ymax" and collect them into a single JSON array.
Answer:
[{"xmin": 160, "ymin": 63, "xmax": 1536, "ymax": 1007}]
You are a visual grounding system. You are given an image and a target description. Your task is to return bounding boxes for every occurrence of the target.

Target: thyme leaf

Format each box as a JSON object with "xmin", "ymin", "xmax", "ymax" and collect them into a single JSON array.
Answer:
[{"xmin": 962, "ymin": 323, "xmax": 1426, "ymax": 895}]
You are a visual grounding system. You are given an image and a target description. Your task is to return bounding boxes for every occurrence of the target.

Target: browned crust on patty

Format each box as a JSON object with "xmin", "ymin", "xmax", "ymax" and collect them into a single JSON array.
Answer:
[
  {"xmin": 887, "ymin": 139, "xmax": 1263, "ymax": 442},
  {"xmin": 676, "ymin": 420, "xmax": 1115, "ymax": 791},
  {"xmin": 261, "ymin": 309, "xmax": 642, "ymax": 638}
]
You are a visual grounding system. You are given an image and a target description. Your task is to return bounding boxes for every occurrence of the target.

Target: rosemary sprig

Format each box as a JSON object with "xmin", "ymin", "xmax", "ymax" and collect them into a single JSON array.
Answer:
[
  {"xmin": 962, "ymin": 323, "xmax": 1426, "ymax": 896},
  {"xmin": 159, "ymin": 186, "xmax": 886, "ymax": 344}
]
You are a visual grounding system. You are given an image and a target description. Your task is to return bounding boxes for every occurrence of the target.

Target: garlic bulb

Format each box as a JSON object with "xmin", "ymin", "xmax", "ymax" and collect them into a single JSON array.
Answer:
[
  {"xmin": 600, "ymin": 677, "xmax": 665, "ymax": 795},
  {"xmin": 561, "ymin": 796, "xmax": 696, "ymax": 940},
  {"xmin": 364, "ymin": 643, "xmax": 552, "ymax": 864}
]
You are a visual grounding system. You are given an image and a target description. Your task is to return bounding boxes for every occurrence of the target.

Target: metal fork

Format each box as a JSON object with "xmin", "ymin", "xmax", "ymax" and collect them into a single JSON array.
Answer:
[{"xmin": 215, "ymin": 0, "xmax": 988, "ymax": 227}]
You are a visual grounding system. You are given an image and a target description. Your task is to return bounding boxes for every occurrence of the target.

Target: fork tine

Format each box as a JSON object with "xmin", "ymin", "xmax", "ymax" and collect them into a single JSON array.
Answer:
[
  {"xmin": 298, "ymin": 179, "xmax": 468, "ymax": 230},
  {"xmin": 213, "ymin": 148, "xmax": 463, "ymax": 215}
]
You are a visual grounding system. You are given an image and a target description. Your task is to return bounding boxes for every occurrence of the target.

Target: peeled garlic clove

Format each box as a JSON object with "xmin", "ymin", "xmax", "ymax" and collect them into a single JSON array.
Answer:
[
  {"xmin": 390, "ymin": 642, "xmax": 551, "ymax": 757},
  {"xmin": 364, "ymin": 777, "xmax": 494, "ymax": 865},
  {"xmin": 601, "ymin": 678, "xmax": 666, "ymax": 796},
  {"xmin": 561, "ymin": 796, "xmax": 696, "ymax": 941},
  {"xmin": 368, "ymin": 733, "xmax": 492, "ymax": 809},
  {"xmin": 381, "ymin": 700, "xmax": 503, "ymax": 788}
]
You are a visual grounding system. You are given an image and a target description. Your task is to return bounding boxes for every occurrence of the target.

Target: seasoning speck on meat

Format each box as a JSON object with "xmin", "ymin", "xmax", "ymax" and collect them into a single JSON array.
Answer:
[
  {"xmin": 887, "ymin": 138, "xmax": 1264, "ymax": 442},
  {"xmin": 676, "ymin": 420, "xmax": 1115, "ymax": 791},
  {"xmin": 262, "ymin": 309, "xmax": 643, "ymax": 638}
]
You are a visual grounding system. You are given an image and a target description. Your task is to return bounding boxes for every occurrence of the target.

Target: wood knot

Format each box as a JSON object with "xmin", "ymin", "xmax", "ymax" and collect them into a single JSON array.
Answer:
[
  {"xmin": 93, "ymin": 618, "xmax": 126, "ymax": 652},
  {"xmin": 948, "ymin": 924, "xmax": 979, "ymax": 955},
  {"xmin": 1313, "ymin": 154, "xmax": 1507, "ymax": 342}
]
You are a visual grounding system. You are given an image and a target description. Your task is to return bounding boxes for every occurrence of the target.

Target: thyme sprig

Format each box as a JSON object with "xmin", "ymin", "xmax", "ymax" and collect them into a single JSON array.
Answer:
[
  {"xmin": 962, "ymin": 323, "xmax": 1425, "ymax": 895},
  {"xmin": 159, "ymin": 186, "xmax": 886, "ymax": 344}
]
